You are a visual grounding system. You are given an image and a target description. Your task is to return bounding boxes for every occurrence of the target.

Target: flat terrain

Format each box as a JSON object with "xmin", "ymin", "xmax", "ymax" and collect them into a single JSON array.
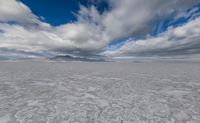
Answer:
[{"xmin": 0, "ymin": 61, "xmax": 200, "ymax": 123}]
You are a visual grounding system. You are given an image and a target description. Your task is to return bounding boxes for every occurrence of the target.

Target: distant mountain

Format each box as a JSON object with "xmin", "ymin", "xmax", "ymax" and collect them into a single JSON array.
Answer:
[{"xmin": 49, "ymin": 55, "xmax": 106, "ymax": 62}]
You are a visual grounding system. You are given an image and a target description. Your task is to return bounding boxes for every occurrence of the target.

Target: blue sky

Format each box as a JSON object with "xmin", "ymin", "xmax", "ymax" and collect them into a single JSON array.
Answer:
[
  {"xmin": 0, "ymin": 0, "xmax": 200, "ymax": 60},
  {"xmin": 19, "ymin": 0, "xmax": 109, "ymax": 26},
  {"xmin": 20, "ymin": 0, "xmax": 81, "ymax": 25}
]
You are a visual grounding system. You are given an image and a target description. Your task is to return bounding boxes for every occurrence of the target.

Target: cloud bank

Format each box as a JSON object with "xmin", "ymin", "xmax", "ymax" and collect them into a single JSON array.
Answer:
[
  {"xmin": 103, "ymin": 17, "xmax": 200, "ymax": 57},
  {"xmin": 0, "ymin": 0, "xmax": 200, "ymax": 60}
]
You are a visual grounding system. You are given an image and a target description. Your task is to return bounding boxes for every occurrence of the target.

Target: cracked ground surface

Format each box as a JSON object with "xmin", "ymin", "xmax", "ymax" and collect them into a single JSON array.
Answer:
[{"xmin": 0, "ymin": 61, "xmax": 200, "ymax": 123}]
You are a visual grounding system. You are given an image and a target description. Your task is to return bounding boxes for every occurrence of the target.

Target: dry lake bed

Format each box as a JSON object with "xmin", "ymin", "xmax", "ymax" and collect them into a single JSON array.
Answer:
[{"xmin": 0, "ymin": 61, "xmax": 200, "ymax": 123}]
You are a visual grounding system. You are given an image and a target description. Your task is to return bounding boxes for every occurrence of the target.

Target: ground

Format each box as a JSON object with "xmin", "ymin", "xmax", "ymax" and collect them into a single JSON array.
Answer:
[{"xmin": 0, "ymin": 61, "xmax": 200, "ymax": 123}]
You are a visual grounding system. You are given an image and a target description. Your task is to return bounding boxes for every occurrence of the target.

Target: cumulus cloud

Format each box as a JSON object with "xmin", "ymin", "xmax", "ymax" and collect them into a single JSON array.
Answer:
[
  {"xmin": 102, "ymin": 0, "xmax": 199, "ymax": 40},
  {"xmin": 0, "ymin": 1, "xmax": 109, "ymax": 56},
  {"xmin": 0, "ymin": 0, "xmax": 35, "ymax": 23},
  {"xmin": 0, "ymin": 0, "xmax": 199, "ymax": 59},
  {"xmin": 0, "ymin": 0, "xmax": 50, "ymax": 29},
  {"xmin": 103, "ymin": 17, "xmax": 200, "ymax": 57}
]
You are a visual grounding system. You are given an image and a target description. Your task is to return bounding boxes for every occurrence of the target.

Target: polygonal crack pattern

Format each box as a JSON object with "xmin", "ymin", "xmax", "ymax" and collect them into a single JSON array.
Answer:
[{"xmin": 0, "ymin": 62, "xmax": 200, "ymax": 123}]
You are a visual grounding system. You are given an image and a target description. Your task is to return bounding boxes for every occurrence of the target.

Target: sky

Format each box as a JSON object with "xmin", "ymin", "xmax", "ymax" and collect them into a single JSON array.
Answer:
[{"xmin": 0, "ymin": 0, "xmax": 200, "ymax": 61}]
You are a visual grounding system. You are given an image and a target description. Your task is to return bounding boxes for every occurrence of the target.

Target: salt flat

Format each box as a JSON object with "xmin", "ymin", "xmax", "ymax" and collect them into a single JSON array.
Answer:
[{"xmin": 0, "ymin": 61, "xmax": 200, "ymax": 123}]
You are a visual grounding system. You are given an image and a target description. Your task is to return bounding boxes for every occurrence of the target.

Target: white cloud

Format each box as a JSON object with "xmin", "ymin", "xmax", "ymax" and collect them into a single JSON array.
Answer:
[
  {"xmin": 101, "ymin": 0, "xmax": 199, "ymax": 40},
  {"xmin": 0, "ymin": 0, "xmax": 35, "ymax": 23},
  {"xmin": 103, "ymin": 17, "xmax": 200, "ymax": 57},
  {"xmin": 0, "ymin": 0, "xmax": 50, "ymax": 29},
  {"xmin": 0, "ymin": 0, "xmax": 199, "ymax": 59}
]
